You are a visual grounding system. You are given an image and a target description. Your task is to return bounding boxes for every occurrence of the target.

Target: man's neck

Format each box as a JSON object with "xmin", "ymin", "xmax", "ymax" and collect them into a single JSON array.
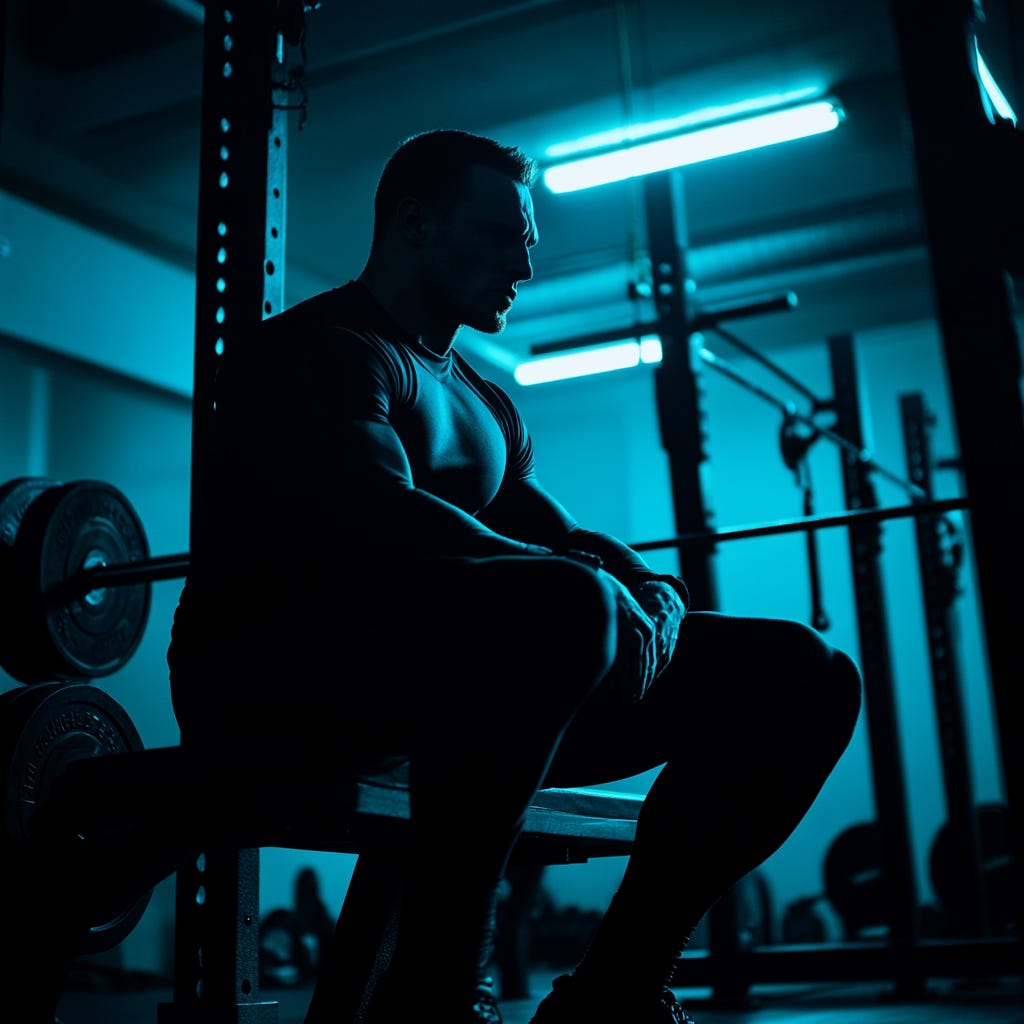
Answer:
[{"xmin": 356, "ymin": 268, "xmax": 458, "ymax": 356}]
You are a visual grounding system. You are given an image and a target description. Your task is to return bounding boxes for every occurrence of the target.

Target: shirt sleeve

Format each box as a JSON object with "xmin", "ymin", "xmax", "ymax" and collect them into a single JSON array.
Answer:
[{"xmin": 312, "ymin": 329, "xmax": 555, "ymax": 562}]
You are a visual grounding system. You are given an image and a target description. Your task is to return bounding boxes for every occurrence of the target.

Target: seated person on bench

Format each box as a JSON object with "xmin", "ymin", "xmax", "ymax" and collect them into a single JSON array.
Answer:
[
  {"xmin": 167, "ymin": 129, "xmax": 864, "ymax": 1024},
  {"xmin": 4, "ymin": 129, "xmax": 859, "ymax": 1024}
]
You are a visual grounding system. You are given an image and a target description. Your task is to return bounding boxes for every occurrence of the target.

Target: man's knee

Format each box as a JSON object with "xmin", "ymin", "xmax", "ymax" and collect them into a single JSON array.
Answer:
[
  {"xmin": 523, "ymin": 559, "xmax": 617, "ymax": 707},
  {"xmin": 450, "ymin": 557, "xmax": 614, "ymax": 724},
  {"xmin": 530, "ymin": 556, "xmax": 616, "ymax": 645},
  {"xmin": 780, "ymin": 619, "xmax": 862, "ymax": 743},
  {"xmin": 825, "ymin": 643, "xmax": 863, "ymax": 734},
  {"xmin": 742, "ymin": 616, "xmax": 859, "ymax": 726}
]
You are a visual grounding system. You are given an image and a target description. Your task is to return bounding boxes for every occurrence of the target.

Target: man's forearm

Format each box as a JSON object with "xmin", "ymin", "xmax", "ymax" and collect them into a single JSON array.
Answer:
[
  {"xmin": 365, "ymin": 487, "xmax": 555, "ymax": 559},
  {"xmin": 563, "ymin": 527, "xmax": 690, "ymax": 609}
]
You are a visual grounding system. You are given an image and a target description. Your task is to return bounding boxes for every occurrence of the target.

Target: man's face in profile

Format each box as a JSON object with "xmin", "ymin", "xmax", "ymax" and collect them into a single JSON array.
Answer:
[{"xmin": 422, "ymin": 164, "xmax": 538, "ymax": 335}]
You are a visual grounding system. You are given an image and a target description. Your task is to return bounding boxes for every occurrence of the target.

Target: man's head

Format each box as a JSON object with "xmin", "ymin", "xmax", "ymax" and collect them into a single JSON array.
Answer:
[
  {"xmin": 372, "ymin": 129, "xmax": 538, "ymax": 243},
  {"xmin": 366, "ymin": 129, "xmax": 540, "ymax": 338}
]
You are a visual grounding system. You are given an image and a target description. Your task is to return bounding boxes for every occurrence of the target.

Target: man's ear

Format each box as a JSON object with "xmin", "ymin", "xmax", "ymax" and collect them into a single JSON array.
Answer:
[{"xmin": 394, "ymin": 196, "xmax": 436, "ymax": 247}]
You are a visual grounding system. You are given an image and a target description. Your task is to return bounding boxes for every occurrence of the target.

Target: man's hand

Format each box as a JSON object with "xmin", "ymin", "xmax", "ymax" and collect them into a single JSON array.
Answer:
[
  {"xmin": 633, "ymin": 580, "xmax": 686, "ymax": 680},
  {"xmin": 597, "ymin": 570, "xmax": 659, "ymax": 704}
]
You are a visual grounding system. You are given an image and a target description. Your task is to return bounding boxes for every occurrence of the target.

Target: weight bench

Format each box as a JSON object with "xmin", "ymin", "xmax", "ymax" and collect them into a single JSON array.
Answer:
[{"xmin": 28, "ymin": 684, "xmax": 643, "ymax": 1024}]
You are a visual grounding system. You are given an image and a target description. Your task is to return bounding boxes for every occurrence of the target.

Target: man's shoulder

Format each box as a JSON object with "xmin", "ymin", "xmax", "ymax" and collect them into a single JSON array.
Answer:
[{"xmin": 265, "ymin": 281, "xmax": 368, "ymax": 333}]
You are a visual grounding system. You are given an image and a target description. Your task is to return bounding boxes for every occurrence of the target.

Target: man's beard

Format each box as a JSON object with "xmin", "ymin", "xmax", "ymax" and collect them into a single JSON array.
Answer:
[
  {"xmin": 461, "ymin": 306, "xmax": 507, "ymax": 335},
  {"xmin": 480, "ymin": 311, "xmax": 508, "ymax": 334},
  {"xmin": 427, "ymin": 274, "xmax": 509, "ymax": 335}
]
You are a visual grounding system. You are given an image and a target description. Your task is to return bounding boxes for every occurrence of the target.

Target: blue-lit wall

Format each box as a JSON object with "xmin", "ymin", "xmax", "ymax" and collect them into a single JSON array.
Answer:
[
  {"xmin": 0, "ymin": 189, "xmax": 1007, "ymax": 976},
  {"xmin": 0, "ymin": 342, "xmax": 192, "ymax": 975}
]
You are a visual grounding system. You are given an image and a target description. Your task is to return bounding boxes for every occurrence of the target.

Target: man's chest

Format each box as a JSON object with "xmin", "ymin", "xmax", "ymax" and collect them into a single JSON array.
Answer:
[{"xmin": 392, "ymin": 371, "xmax": 508, "ymax": 513}]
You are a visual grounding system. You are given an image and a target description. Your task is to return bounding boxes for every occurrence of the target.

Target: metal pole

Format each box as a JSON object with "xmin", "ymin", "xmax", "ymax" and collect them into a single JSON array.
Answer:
[
  {"xmin": 900, "ymin": 391, "xmax": 990, "ymax": 938},
  {"xmin": 643, "ymin": 170, "xmax": 718, "ymax": 610},
  {"xmin": 829, "ymin": 333, "xmax": 923, "ymax": 997},
  {"xmin": 641, "ymin": 168, "xmax": 751, "ymax": 1003},
  {"xmin": 889, "ymin": 0, "xmax": 1024, "ymax": 938},
  {"xmin": 160, "ymin": 1, "xmax": 290, "ymax": 1020}
]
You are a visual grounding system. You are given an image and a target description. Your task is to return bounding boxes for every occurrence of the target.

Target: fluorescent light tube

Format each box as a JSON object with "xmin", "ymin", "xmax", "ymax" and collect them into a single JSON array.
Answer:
[
  {"xmin": 514, "ymin": 337, "xmax": 662, "ymax": 386},
  {"xmin": 976, "ymin": 41, "xmax": 1017, "ymax": 124},
  {"xmin": 543, "ymin": 100, "xmax": 843, "ymax": 194}
]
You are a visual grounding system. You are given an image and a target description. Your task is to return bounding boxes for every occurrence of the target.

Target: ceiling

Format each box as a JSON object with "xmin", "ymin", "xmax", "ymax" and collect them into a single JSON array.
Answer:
[{"xmin": 2, "ymin": 0, "xmax": 1021, "ymax": 377}]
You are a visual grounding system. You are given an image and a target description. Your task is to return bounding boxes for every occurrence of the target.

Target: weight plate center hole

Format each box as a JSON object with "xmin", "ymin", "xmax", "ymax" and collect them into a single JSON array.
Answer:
[{"xmin": 82, "ymin": 549, "xmax": 107, "ymax": 607}]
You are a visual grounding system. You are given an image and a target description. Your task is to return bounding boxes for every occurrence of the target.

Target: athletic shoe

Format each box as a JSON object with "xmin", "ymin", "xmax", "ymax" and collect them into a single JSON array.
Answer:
[
  {"xmin": 529, "ymin": 973, "xmax": 696, "ymax": 1024},
  {"xmin": 365, "ymin": 972, "xmax": 503, "ymax": 1023},
  {"xmin": 472, "ymin": 975, "xmax": 503, "ymax": 1023}
]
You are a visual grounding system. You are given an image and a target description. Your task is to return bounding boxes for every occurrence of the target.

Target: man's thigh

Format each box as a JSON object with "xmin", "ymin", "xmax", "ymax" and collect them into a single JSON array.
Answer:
[
  {"xmin": 544, "ymin": 610, "xmax": 832, "ymax": 789},
  {"xmin": 186, "ymin": 554, "xmax": 600, "ymax": 745}
]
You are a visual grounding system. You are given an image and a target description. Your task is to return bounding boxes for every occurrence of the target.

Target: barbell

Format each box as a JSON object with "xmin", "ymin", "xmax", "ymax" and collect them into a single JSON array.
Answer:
[
  {"xmin": 0, "ymin": 476, "xmax": 969, "ymax": 687},
  {"xmin": 0, "ymin": 474, "xmax": 977, "ymax": 965}
]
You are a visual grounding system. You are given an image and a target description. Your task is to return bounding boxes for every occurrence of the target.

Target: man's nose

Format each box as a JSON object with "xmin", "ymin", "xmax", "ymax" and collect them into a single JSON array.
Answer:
[{"xmin": 511, "ymin": 243, "xmax": 533, "ymax": 283}]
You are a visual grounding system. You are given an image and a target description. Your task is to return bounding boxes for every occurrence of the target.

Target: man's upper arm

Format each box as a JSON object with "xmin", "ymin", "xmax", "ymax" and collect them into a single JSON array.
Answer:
[
  {"xmin": 343, "ymin": 417, "xmax": 416, "ymax": 488},
  {"xmin": 292, "ymin": 327, "xmax": 417, "ymax": 492}
]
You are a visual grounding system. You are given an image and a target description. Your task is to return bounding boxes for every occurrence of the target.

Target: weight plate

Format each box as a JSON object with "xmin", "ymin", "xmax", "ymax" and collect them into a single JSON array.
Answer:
[
  {"xmin": 0, "ymin": 681, "xmax": 151, "ymax": 954},
  {"xmin": 15, "ymin": 481, "xmax": 152, "ymax": 683},
  {"xmin": 0, "ymin": 478, "xmax": 60, "ymax": 552},
  {"xmin": 930, "ymin": 803, "xmax": 1015, "ymax": 935},
  {"xmin": 822, "ymin": 820, "xmax": 886, "ymax": 939},
  {"xmin": 0, "ymin": 478, "xmax": 62, "ymax": 684}
]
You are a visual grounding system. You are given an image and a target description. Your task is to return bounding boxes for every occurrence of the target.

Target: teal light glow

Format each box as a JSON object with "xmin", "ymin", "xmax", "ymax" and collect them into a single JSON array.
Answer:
[
  {"xmin": 543, "ymin": 100, "xmax": 843, "ymax": 194},
  {"xmin": 639, "ymin": 337, "xmax": 663, "ymax": 363},
  {"xmin": 544, "ymin": 87, "xmax": 821, "ymax": 158},
  {"xmin": 976, "ymin": 41, "xmax": 1017, "ymax": 124},
  {"xmin": 514, "ymin": 336, "xmax": 662, "ymax": 386}
]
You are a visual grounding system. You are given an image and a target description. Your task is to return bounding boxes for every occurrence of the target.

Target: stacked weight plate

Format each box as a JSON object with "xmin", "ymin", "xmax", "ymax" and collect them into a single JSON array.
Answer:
[{"xmin": 0, "ymin": 477, "xmax": 153, "ymax": 954}]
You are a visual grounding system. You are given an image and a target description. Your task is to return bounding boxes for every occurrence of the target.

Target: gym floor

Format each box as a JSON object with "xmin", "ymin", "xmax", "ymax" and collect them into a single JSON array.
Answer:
[{"xmin": 55, "ymin": 970, "xmax": 1024, "ymax": 1024}]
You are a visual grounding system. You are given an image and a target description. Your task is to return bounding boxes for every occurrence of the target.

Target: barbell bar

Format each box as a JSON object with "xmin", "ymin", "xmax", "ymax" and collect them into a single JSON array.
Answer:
[
  {"xmin": 66, "ymin": 496, "xmax": 969, "ymax": 592},
  {"xmin": 58, "ymin": 552, "xmax": 192, "ymax": 595},
  {"xmin": 630, "ymin": 496, "xmax": 968, "ymax": 552},
  {"xmin": 0, "ymin": 477, "xmax": 969, "ymax": 687}
]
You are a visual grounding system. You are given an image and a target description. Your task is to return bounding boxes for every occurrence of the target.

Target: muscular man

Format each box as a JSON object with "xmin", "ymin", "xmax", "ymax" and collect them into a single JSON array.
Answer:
[{"xmin": 167, "ymin": 129, "xmax": 863, "ymax": 1024}]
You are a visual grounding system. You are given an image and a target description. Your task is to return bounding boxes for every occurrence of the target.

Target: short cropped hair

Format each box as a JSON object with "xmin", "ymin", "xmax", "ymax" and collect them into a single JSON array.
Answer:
[{"xmin": 371, "ymin": 129, "xmax": 538, "ymax": 243}]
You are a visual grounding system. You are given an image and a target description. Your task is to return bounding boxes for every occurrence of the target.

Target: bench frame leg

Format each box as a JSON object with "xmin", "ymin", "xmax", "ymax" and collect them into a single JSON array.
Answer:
[
  {"xmin": 158, "ymin": 846, "xmax": 278, "ymax": 1024},
  {"xmin": 304, "ymin": 849, "xmax": 406, "ymax": 1024}
]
